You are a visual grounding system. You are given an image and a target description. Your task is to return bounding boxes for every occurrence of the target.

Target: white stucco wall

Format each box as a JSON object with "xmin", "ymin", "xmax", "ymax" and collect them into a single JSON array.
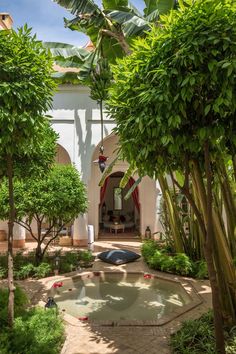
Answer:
[
  {"xmin": 48, "ymin": 85, "xmax": 115, "ymax": 182},
  {"xmin": 48, "ymin": 84, "xmax": 161, "ymax": 241},
  {"xmin": 0, "ymin": 84, "xmax": 162, "ymax": 246}
]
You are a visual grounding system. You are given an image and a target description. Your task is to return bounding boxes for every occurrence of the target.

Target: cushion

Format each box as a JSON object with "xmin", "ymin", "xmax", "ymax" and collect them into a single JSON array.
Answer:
[{"xmin": 97, "ymin": 249, "xmax": 141, "ymax": 265}]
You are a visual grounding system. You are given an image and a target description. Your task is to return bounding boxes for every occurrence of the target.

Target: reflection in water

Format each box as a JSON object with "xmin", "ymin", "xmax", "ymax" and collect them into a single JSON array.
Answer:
[{"xmin": 52, "ymin": 274, "xmax": 191, "ymax": 321}]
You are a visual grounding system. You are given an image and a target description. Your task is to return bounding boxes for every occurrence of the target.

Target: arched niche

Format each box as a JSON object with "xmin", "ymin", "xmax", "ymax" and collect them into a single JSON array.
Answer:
[{"xmin": 55, "ymin": 144, "xmax": 71, "ymax": 165}]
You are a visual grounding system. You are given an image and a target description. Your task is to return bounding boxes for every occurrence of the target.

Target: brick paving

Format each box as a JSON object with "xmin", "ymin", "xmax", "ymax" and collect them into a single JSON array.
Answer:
[{"xmin": 0, "ymin": 239, "xmax": 212, "ymax": 354}]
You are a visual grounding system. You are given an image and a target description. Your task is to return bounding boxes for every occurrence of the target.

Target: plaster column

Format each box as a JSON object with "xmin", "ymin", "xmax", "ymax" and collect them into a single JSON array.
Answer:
[
  {"xmin": 72, "ymin": 214, "xmax": 88, "ymax": 247},
  {"xmin": 13, "ymin": 223, "xmax": 26, "ymax": 248}
]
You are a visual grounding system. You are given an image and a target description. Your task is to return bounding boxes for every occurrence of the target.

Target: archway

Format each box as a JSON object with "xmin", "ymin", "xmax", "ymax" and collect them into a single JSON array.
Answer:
[
  {"xmin": 55, "ymin": 144, "xmax": 71, "ymax": 165},
  {"xmin": 99, "ymin": 171, "xmax": 141, "ymax": 238}
]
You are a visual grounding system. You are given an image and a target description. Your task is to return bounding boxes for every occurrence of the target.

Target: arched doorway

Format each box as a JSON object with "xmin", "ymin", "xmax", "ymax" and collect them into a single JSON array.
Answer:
[
  {"xmin": 55, "ymin": 144, "xmax": 71, "ymax": 165},
  {"xmin": 88, "ymin": 133, "xmax": 158, "ymax": 240},
  {"xmin": 99, "ymin": 171, "xmax": 140, "ymax": 238}
]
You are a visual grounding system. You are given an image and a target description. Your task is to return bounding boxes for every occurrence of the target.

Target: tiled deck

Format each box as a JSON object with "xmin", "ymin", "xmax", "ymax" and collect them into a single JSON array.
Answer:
[{"xmin": 0, "ymin": 240, "xmax": 212, "ymax": 354}]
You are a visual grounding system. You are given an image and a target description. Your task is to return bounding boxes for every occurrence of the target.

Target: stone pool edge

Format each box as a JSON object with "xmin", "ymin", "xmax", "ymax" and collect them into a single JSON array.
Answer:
[{"xmin": 38, "ymin": 270, "xmax": 204, "ymax": 327}]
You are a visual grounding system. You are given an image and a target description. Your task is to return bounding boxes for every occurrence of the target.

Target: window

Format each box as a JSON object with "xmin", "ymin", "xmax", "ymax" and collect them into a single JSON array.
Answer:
[{"xmin": 114, "ymin": 187, "xmax": 122, "ymax": 210}]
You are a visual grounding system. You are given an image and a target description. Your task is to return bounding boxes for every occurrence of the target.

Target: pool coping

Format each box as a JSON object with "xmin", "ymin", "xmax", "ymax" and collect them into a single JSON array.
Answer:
[{"xmin": 40, "ymin": 271, "xmax": 203, "ymax": 327}]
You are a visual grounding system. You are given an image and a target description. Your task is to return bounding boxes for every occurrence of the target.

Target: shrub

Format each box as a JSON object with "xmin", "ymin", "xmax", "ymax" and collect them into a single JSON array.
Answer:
[
  {"xmin": 170, "ymin": 311, "xmax": 215, "ymax": 353},
  {"xmin": 193, "ymin": 260, "xmax": 208, "ymax": 279},
  {"xmin": 34, "ymin": 263, "xmax": 52, "ymax": 278},
  {"xmin": 63, "ymin": 251, "xmax": 78, "ymax": 266},
  {"xmin": 15, "ymin": 263, "xmax": 35, "ymax": 280},
  {"xmin": 0, "ymin": 308, "xmax": 64, "ymax": 354},
  {"xmin": 78, "ymin": 250, "xmax": 93, "ymax": 265},
  {"xmin": 0, "ymin": 287, "xmax": 28, "ymax": 328},
  {"xmin": 148, "ymin": 250, "xmax": 164, "ymax": 269},
  {"xmin": 227, "ymin": 326, "xmax": 236, "ymax": 354},
  {"xmin": 147, "ymin": 249, "xmax": 193, "ymax": 276},
  {"xmin": 142, "ymin": 241, "xmax": 208, "ymax": 278},
  {"xmin": 141, "ymin": 240, "xmax": 159, "ymax": 261},
  {"xmin": 0, "ymin": 266, "xmax": 7, "ymax": 279},
  {"xmin": 170, "ymin": 311, "xmax": 236, "ymax": 354},
  {"xmin": 59, "ymin": 262, "xmax": 74, "ymax": 274},
  {"xmin": 173, "ymin": 253, "xmax": 193, "ymax": 276}
]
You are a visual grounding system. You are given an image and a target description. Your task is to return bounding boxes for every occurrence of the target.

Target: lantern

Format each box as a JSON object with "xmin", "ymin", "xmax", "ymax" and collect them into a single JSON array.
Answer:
[{"xmin": 145, "ymin": 226, "xmax": 151, "ymax": 239}]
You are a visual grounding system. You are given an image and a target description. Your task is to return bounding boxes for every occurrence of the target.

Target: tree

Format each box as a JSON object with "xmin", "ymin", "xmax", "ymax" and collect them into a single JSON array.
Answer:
[
  {"xmin": 46, "ymin": 0, "xmax": 178, "ymax": 83},
  {"xmin": 0, "ymin": 26, "xmax": 56, "ymax": 327},
  {"xmin": 0, "ymin": 165, "xmax": 88, "ymax": 264},
  {"xmin": 107, "ymin": 0, "xmax": 236, "ymax": 352}
]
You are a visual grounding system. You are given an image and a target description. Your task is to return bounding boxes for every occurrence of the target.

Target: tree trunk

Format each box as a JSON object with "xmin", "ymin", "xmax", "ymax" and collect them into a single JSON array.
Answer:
[
  {"xmin": 35, "ymin": 243, "xmax": 43, "ymax": 265},
  {"xmin": 232, "ymin": 155, "xmax": 236, "ymax": 183},
  {"xmin": 7, "ymin": 154, "xmax": 15, "ymax": 328},
  {"xmin": 204, "ymin": 141, "xmax": 226, "ymax": 354}
]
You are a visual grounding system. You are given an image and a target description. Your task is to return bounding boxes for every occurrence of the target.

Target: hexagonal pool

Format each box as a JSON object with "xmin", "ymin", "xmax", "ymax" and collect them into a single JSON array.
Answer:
[{"xmin": 49, "ymin": 272, "xmax": 199, "ymax": 325}]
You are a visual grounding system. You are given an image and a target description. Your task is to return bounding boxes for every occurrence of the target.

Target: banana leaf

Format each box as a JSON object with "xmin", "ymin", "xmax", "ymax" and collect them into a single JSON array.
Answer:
[
  {"xmin": 124, "ymin": 177, "xmax": 142, "ymax": 200},
  {"xmin": 53, "ymin": 0, "xmax": 99, "ymax": 15}
]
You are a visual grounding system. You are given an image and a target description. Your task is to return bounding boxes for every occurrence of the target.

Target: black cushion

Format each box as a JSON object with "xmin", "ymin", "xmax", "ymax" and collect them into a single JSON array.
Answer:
[{"xmin": 97, "ymin": 249, "xmax": 141, "ymax": 265}]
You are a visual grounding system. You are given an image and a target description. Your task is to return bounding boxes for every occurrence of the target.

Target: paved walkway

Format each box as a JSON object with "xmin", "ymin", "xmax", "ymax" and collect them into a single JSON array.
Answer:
[{"xmin": 0, "ymin": 240, "xmax": 212, "ymax": 354}]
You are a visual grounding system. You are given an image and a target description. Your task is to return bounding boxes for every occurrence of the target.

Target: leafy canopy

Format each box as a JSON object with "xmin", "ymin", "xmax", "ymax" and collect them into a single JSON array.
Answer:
[
  {"xmin": 108, "ymin": 0, "xmax": 236, "ymax": 177},
  {"xmin": 0, "ymin": 164, "xmax": 88, "ymax": 225},
  {"xmin": 0, "ymin": 26, "xmax": 56, "ymax": 158}
]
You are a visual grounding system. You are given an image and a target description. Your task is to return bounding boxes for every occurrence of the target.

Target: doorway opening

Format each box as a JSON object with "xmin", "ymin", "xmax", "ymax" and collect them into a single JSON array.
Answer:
[{"xmin": 99, "ymin": 172, "xmax": 140, "ymax": 239}]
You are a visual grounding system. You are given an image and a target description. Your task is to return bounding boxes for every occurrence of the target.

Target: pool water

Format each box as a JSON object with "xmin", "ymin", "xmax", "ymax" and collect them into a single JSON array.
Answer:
[{"xmin": 50, "ymin": 273, "xmax": 191, "ymax": 321}]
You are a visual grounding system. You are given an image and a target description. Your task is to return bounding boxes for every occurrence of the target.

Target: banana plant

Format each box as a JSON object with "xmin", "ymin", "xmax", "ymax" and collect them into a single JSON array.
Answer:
[{"xmin": 46, "ymin": 0, "xmax": 178, "ymax": 84}]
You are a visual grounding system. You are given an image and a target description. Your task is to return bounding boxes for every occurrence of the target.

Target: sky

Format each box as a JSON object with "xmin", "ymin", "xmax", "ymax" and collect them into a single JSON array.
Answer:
[{"xmin": 1, "ymin": 0, "xmax": 145, "ymax": 47}]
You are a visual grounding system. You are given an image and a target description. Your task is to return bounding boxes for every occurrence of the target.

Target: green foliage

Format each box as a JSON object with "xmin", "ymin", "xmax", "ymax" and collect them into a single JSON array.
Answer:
[
  {"xmin": 173, "ymin": 253, "xmax": 193, "ymax": 275},
  {"xmin": 141, "ymin": 240, "xmax": 159, "ymax": 261},
  {"xmin": 15, "ymin": 264, "xmax": 35, "ymax": 280},
  {"xmin": 34, "ymin": 263, "xmax": 52, "ymax": 278},
  {"xmin": 0, "ymin": 26, "xmax": 56, "ymax": 167},
  {"xmin": 108, "ymin": 0, "xmax": 236, "ymax": 176},
  {"xmin": 0, "ymin": 250, "xmax": 94, "ymax": 279},
  {"xmin": 0, "ymin": 165, "xmax": 88, "ymax": 260},
  {"xmin": 171, "ymin": 311, "xmax": 236, "ymax": 354},
  {"xmin": 0, "ymin": 307, "xmax": 64, "ymax": 354},
  {"xmin": 0, "ymin": 287, "xmax": 28, "ymax": 329},
  {"xmin": 193, "ymin": 260, "xmax": 208, "ymax": 279},
  {"xmin": 171, "ymin": 311, "xmax": 215, "ymax": 353},
  {"xmin": 0, "ymin": 164, "xmax": 88, "ymax": 224},
  {"xmin": 0, "ymin": 266, "xmax": 7, "ymax": 279},
  {"xmin": 227, "ymin": 326, "xmax": 236, "ymax": 354},
  {"xmin": 141, "ymin": 241, "xmax": 207, "ymax": 277},
  {"xmin": 78, "ymin": 250, "xmax": 93, "ymax": 265}
]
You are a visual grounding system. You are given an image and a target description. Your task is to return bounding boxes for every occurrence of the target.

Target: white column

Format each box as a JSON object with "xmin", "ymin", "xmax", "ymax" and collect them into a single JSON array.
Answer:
[
  {"xmin": 72, "ymin": 214, "xmax": 88, "ymax": 247},
  {"xmin": 13, "ymin": 223, "xmax": 26, "ymax": 248}
]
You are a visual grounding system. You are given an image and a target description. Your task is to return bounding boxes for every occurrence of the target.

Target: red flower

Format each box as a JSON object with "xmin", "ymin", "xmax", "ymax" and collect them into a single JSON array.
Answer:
[
  {"xmin": 52, "ymin": 281, "xmax": 63, "ymax": 288},
  {"xmin": 99, "ymin": 155, "xmax": 107, "ymax": 162},
  {"xmin": 144, "ymin": 274, "xmax": 152, "ymax": 279}
]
